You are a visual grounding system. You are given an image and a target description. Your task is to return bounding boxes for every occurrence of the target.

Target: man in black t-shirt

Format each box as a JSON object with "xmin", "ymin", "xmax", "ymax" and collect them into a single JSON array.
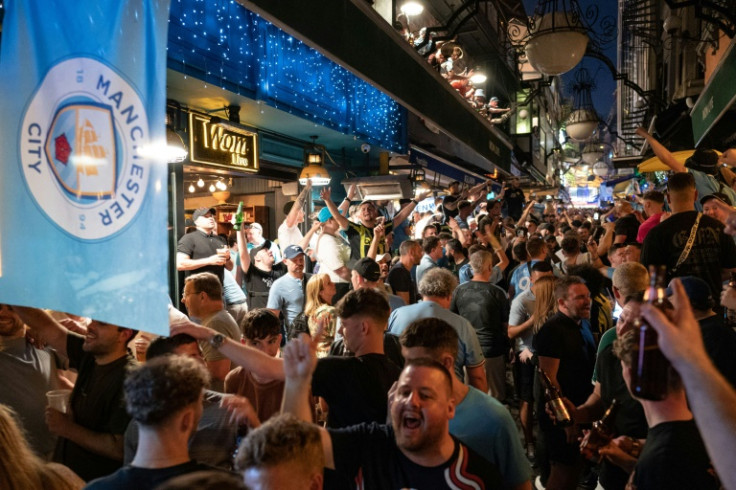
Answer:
[
  {"xmin": 281, "ymin": 338, "xmax": 504, "ymax": 489},
  {"xmin": 641, "ymin": 172, "xmax": 736, "ymax": 298},
  {"xmin": 87, "ymin": 356, "xmax": 220, "ymax": 490},
  {"xmin": 388, "ymin": 239, "xmax": 422, "ymax": 305},
  {"xmin": 177, "ymin": 207, "xmax": 233, "ymax": 285},
  {"xmin": 172, "ymin": 289, "xmax": 401, "ymax": 430},
  {"xmin": 613, "ymin": 330, "xmax": 719, "ymax": 490},
  {"xmin": 450, "ymin": 249, "xmax": 510, "ymax": 401},
  {"xmin": 613, "ymin": 201, "xmax": 640, "ymax": 244},
  {"xmin": 503, "ymin": 178, "xmax": 525, "ymax": 221},
  {"xmin": 14, "ymin": 307, "xmax": 137, "ymax": 482},
  {"xmin": 237, "ymin": 229, "xmax": 286, "ymax": 310},
  {"xmin": 533, "ymin": 276, "xmax": 596, "ymax": 489}
]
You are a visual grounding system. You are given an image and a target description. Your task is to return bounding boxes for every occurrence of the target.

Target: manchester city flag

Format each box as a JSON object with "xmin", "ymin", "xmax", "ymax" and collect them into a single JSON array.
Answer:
[{"xmin": 0, "ymin": 0, "xmax": 172, "ymax": 335}]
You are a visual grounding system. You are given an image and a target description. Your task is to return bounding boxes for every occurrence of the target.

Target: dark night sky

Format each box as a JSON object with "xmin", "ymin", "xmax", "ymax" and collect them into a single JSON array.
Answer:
[{"xmin": 522, "ymin": 0, "xmax": 619, "ymax": 119}]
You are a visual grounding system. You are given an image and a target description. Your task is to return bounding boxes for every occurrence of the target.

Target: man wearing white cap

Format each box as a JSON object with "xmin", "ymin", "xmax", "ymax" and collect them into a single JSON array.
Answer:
[{"xmin": 177, "ymin": 207, "xmax": 232, "ymax": 285}]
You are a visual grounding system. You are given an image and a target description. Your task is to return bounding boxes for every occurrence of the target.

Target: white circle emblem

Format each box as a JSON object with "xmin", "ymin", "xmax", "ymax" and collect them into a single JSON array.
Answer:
[{"xmin": 20, "ymin": 58, "xmax": 150, "ymax": 240}]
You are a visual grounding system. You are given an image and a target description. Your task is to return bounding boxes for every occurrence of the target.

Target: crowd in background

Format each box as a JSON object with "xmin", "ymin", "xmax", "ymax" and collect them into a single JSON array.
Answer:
[{"xmin": 4, "ymin": 129, "xmax": 736, "ymax": 490}]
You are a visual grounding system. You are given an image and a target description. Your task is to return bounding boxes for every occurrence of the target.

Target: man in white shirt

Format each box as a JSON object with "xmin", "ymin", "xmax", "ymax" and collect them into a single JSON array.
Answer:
[
  {"xmin": 315, "ymin": 206, "xmax": 352, "ymax": 302},
  {"xmin": 278, "ymin": 180, "xmax": 311, "ymax": 254}
]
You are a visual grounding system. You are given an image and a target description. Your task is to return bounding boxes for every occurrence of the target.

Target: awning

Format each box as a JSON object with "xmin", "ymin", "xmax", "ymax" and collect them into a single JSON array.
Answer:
[
  {"xmin": 691, "ymin": 38, "xmax": 736, "ymax": 146},
  {"xmin": 638, "ymin": 149, "xmax": 721, "ymax": 173},
  {"xmin": 409, "ymin": 146, "xmax": 488, "ymax": 187}
]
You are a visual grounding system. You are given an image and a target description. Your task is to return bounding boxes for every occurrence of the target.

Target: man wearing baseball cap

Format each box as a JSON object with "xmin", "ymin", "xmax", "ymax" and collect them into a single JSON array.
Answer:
[
  {"xmin": 267, "ymin": 244, "xmax": 307, "ymax": 329},
  {"xmin": 701, "ymin": 192, "xmax": 732, "ymax": 225},
  {"xmin": 319, "ymin": 186, "xmax": 431, "ymax": 264},
  {"xmin": 177, "ymin": 207, "xmax": 232, "ymax": 285},
  {"xmin": 236, "ymin": 224, "xmax": 287, "ymax": 310},
  {"xmin": 315, "ymin": 206, "xmax": 352, "ymax": 302},
  {"xmin": 351, "ymin": 257, "xmax": 405, "ymax": 311}
]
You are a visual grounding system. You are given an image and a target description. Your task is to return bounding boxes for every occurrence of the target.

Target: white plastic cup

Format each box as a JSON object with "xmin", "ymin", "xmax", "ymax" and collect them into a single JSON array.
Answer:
[{"xmin": 46, "ymin": 389, "xmax": 72, "ymax": 414}]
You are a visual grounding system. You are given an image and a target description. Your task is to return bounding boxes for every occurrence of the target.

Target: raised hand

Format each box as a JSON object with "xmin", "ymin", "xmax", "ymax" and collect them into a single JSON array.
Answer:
[
  {"xmin": 221, "ymin": 394, "xmax": 261, "ymax": 428},
  {"xmin": 282, "ymin": 333, "xmax": 318, "ymax": 381},
  {"xmin": 319, "ymin": 186, "xmax": 331, "ymax": 202}
]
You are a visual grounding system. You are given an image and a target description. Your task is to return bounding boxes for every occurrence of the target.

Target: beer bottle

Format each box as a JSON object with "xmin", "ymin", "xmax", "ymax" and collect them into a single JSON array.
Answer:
[
  {"xmin": 724, "ymin": 272, "xmax": 736, "ymax": 327},
  {"xmin": 232, "ymin": 202, "xmax": 244, "ymax": 231},
  {"xmin": 538, "ymin": 367, "xmax": 573, "ymax": 426},
  {"xmin": 631, "ymin": 265, "xmax": 671, "ymax": 400},
  {"xmin": 580, "ymin": 399, "xmax": 620, "ymax": 462}
]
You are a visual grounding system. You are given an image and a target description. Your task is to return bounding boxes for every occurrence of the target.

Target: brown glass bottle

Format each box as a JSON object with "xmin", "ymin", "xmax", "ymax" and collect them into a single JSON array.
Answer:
[
  {"xmin": 631, "ymin": 265, "xmax": 671, "ymax": 401},
  {"xmin": 580, "ymin": 399, "xmax": 620, "ymax": 462},
  {"xmin": 538, "ymin": 367, "xmax": 573, "ymax": 426}
]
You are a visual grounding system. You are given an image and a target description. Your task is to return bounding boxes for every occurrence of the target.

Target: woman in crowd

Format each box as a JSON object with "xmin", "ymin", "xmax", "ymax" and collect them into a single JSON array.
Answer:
[
  {"xmin": 303, "ymin": 273, "xmax": 337, "ymax": 358},
  {"xmin": 532, "ymin": 276, "xmax": 559, "ymax": 335},
  {"xmin": 0, "ymin": 404, "xmax": 84, "ymax": 490}
]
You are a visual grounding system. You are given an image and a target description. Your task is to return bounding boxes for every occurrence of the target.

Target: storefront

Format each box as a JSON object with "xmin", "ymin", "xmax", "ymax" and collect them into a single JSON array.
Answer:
[{"xmin": 164, "ymin": 0, "xmax": 408, "ymax": 300}]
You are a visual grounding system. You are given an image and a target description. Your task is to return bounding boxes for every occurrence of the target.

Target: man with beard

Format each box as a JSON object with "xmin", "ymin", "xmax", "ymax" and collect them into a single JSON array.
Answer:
[
  {"xmin": 267, "ymin": 245, "xmax": 307, "ymax": 330},
  {"xmin": 0, "ymin": 304, "xmax": 59, "ymax": 456},
  {"xmin": 280, "ymin": 336, "xmax": 504, "ymax": 489},
  {"xmin": 13, "ymin": 307, "xmax": 137, "ymax": 481},
  {"xmin": 533, "ymin": 276, "xmax": 597, "ymax": 490},
  {"xmin": 320, "ymin": 186, "xmax": 430, "ymax": 263}
]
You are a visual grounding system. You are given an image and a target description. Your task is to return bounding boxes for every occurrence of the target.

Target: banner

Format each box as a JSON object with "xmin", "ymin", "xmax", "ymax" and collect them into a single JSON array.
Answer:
[{"xmin": 0, "ymin": 0, "xmax": 172, "ymax": 335}]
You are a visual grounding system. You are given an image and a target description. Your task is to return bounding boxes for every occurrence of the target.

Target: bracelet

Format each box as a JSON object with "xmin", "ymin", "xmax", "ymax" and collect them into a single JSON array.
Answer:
[
  {"xmin": 343, "ymin": 197, "xmax": 351, "ymax": 202},
  {"xmin": 412, "ymin": 199, "xmax": 419, "ymax": 205}
]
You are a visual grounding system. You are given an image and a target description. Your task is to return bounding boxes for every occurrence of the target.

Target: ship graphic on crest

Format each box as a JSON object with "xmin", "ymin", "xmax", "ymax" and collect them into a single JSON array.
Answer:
[{"xmin": 44, "ymin": 102, "xmax": 117, "ymax": 199}]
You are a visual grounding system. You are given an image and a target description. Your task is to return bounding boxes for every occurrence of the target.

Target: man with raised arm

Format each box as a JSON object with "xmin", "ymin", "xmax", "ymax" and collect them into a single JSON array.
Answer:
[
  {"xmin": 280, "ymin": 334, "xmax": 504, "ymax": 489},
  {"xmin": 13, "ymin": 307, "xmax": 137, "ymax": 481},
  {"xmin": 173, "ymin": 288, "xmax": 400, "ymax": 429},
  {"xmin": 319, "ymin": 186, "xmax": 431, "ymax": 262}
]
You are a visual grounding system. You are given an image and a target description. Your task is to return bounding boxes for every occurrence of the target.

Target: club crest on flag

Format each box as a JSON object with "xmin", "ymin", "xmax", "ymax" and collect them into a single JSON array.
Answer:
[
  {"xmin": 21, "ymin": 57, "xmax": 150, "ymax": 241},
  {"xmin": 45, "ymin": 102, "xmax": 118, "ymax": 198}
]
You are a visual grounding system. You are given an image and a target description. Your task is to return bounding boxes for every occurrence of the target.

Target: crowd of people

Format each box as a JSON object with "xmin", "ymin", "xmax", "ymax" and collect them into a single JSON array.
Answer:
[
  {"xmin": 393, "ymin": 16, "xmax": 514, "ymax": 124},
  {"xmin": 3, "ymin": 129, "xmax": 736, "ymax": 490}
]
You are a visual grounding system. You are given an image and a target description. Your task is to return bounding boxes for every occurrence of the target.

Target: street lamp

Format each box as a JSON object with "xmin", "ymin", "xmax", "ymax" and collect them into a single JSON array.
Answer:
[{"xmin": 300, "ymin": 136, "xmax": 331, "ymax": 186}]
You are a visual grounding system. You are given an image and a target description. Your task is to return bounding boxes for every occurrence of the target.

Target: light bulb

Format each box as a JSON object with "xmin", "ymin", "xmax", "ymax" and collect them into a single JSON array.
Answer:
[
  {"xmin": 197, "ymin": 177, "xmax": 205, "ymax": 188},
  {"xmin": 188, "ymin": 184, "xmax": 195, "ymax": 193},
  {"xmin": 216, "ymin": 180, "xmax": 227, "ymax": 190},
  {"xmin": 209, "ymin": 183, "xmax": 216, "ymax": 192}
]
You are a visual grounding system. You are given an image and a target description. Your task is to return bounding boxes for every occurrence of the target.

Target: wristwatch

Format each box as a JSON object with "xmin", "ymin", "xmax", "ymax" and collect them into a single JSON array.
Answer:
[{"xmin": 209, "ymin": 333, "xmax": 225, "ymax": 349}]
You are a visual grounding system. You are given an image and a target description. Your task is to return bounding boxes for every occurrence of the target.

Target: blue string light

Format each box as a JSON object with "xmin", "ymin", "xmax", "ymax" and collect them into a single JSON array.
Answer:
[{"xmin": 167, "ymin": 0, "xmax": 407, "ymax": 153}]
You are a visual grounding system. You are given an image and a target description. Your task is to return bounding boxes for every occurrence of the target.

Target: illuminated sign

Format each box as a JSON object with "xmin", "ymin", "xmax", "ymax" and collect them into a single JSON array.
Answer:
[{"xmin": 188, "ymin": 113, "xmax": 259, "ymax": 172}]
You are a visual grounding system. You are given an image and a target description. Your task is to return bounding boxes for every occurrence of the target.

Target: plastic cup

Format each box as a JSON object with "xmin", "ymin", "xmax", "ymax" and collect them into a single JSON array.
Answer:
[{"xmin": 46, "ymin": 389, "xmax": 72, "ymax": 414}]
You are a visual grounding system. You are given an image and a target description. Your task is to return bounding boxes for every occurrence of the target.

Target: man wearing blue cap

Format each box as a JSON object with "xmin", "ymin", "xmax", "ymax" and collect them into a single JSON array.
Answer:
[
  {"xmin": 316, "ymin": 206, "xmax": 352, "ymax": 302},
  {"xmin": 267, "ymin": 244, "xmax": 307, "ymax": 330}
]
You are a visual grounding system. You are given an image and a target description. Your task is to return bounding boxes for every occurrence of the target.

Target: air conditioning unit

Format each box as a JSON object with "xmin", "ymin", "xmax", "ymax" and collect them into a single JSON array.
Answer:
[{"xmin": 341, "ymin": 175, "xmax": 413, "ymax": 200}]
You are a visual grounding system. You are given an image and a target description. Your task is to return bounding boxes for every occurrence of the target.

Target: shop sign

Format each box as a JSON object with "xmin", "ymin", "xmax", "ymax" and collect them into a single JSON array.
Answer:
[
  {"xmin": 692, "ymin": 40, "xmax": 736, "ymax": 146},
  {"xmin": 189, "ymin": 113, "xmax": 259, "ymax": 172}
]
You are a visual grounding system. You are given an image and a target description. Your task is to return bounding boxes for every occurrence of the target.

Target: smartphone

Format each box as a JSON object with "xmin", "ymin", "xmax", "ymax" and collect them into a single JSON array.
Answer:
[{"xmin": 593, "ymin": 212, "xmax": 600, "ymax": 220}]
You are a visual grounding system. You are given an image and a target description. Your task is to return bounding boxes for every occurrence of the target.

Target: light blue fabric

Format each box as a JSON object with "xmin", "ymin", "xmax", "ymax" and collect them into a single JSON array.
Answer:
[
  {"xmin": 508, "ymin": 289, "xmax": 536, "ymax": 353},
  {"xmin": 415, "ymin": 254, "xmax": 438, "ymax": 287},
  {"xmin": 451, "ymin": 387, "xmax": 532, "ymax": 488},
  {"xmin": 0, "ymin": 0, "xmax": 171, "ymax": 334},
  {"xmin": 388, "ymin": 301, "xmax": 485, "ymax": 379},
  {"xmin": 690, "ymin": 168, "xmax": 736, "ymax": 212},
  {"xmin": 266, "ymin": 274, "xmax": 303, "ymax": 326},
  {"xmin": 509, "ymin": 259, "xmax": 541, "ymax": 297},
  {"xmin": 222, "ymin": 268, "xmax": 247, "ymax": 305}
]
